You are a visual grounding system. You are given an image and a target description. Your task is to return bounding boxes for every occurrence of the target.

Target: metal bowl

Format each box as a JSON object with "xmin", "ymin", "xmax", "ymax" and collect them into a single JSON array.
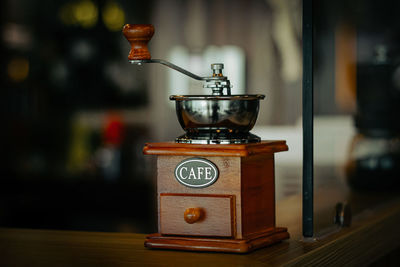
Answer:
[{"xmin": 170, "ymin": 95, "xmax": 265, "ymax": 144}]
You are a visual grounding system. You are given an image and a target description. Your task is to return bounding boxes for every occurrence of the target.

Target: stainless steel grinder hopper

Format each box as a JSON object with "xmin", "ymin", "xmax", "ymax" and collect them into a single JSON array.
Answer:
[{"xmin": 123, "ymin": 24, "xmax": 265, "ymax": 144}]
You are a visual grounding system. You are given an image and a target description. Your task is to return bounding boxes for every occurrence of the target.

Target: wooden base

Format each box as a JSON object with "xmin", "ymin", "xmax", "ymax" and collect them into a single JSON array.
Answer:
[{"xmin": 144, "ymin": 227, "xmax": 289, "ymax": 253}]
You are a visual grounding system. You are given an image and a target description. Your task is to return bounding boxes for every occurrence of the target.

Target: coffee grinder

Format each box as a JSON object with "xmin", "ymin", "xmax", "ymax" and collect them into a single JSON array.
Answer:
[{"xmin": 123, "ymin": 24, "xmax": 289, "ymax": 253}]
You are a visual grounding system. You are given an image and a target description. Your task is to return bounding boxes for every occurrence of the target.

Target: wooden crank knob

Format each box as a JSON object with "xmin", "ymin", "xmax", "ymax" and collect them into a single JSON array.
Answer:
[
  {"xmin": 122, "ymin": 24, "xmax": 154, "ymax": 60},
  {"xmin": 184, "ymin": 207, "xmax": 203, "ymax": 224}
]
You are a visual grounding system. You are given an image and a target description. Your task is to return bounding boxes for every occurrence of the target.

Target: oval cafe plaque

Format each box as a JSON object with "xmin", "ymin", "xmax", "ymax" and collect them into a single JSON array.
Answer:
[{"xmin": 174, "ymin": 158, "xmax": 219, "ymax": 188}]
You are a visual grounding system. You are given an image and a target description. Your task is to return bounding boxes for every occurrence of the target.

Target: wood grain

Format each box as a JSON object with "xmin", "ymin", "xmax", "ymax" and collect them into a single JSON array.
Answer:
[
  {"xmin": 1, "ymin": 194, "xmax": 400, "ymax": 266},
  {"xmin": 143, "ymin": 141, "xmax": 288, "ymax": 157},
  {"xmin": 151, "ymin": 141, "xmax": 289, "ymax": 242},
  {"xmin": 157, "ymin": 155, "xmax": 243, "ymax": 237},
  {"xmin": 122, "ymin": 24, "xmax": 154, "ymax": 60},
  {"xmin": 241, "ymin": 153, "xmax": 276, "ymax": 237},
  {"xmin": 160, "ymin": 194, "xmax": 234, "ymax": 237},
  {"xmin": 145, "ymin": 227, "xmax": 289, "ymax": 253}
]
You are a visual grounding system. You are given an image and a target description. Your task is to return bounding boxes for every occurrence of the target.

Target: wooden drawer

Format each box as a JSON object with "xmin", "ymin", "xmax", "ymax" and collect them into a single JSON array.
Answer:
[{"xmin": 160, "ymin": 194, "xmax": 235, "ymax": 237}]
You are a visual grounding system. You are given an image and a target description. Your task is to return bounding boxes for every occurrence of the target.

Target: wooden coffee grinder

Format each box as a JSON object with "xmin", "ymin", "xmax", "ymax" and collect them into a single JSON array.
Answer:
[{"xmin": 123, "ymin": 24, "xmax": 289, "ymax": 253}]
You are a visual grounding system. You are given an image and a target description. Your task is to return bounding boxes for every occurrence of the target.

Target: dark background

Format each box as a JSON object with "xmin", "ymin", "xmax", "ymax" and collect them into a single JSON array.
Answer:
[
  {"xmin": 1, "ymin": 0, "xmax": 399, "ymax": 233},
  {"xmin": 1, "ymin": 0, "xmax": 156, "ymax": 233}
]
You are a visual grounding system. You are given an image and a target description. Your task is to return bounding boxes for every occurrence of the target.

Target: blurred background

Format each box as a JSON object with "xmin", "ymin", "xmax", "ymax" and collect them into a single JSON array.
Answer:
[{"xmin": 1, "ymin": 0, "xmax": 399, "ymax": 233}]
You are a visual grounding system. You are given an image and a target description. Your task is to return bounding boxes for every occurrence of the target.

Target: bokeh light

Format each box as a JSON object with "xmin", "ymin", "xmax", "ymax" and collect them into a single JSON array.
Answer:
[
  {"xmin": 102, "ymin": 1, "xmax": 125, "ymax": 31},
  {"xmin": 7, "ymin": 57, "xmax": 29, "ymax": 82},
  {"xmin": 59, "ymin": 0, "xmax": 98, "ymax": 28}
]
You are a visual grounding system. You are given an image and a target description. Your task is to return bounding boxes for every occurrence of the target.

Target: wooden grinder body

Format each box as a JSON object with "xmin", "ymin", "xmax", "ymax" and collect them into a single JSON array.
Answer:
[{"xmin": 143, "ymin": 141, "xmax": 289, "ymax": 253}]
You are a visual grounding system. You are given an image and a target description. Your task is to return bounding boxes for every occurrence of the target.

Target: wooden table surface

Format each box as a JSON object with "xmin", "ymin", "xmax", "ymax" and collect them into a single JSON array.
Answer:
[{"xmin": 1, "ymin": 186, "xmax": 400, "ymax": 266}]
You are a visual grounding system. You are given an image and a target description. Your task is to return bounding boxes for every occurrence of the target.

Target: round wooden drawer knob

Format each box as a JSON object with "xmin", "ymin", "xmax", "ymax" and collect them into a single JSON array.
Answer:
[{"xmin": 184, "ymin": 208, "xmax": 203, "ymax": 224}]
